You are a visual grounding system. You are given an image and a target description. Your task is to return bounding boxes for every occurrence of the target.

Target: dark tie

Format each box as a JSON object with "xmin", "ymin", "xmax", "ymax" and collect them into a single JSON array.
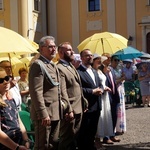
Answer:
[{"xmin": 108, "ymin": 71, "xmax": 115, "ymax": 94}]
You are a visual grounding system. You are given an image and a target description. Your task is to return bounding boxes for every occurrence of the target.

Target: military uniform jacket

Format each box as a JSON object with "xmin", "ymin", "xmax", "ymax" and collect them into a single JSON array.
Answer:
[
  {"xmin": 57, "ymin": 60, "xmax": 88, "ymax": 114},
  {"xmin": 29, "ymin": 56, "xmax": 61, "ymax": 121}
]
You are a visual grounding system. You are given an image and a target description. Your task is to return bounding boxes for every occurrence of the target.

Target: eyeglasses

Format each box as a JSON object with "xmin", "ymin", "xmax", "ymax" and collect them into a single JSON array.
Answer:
[
  {"xmin": 42, "ymin": 45, "xmax": 56, "ymax": 49},
  {"xmin": 0, "ymin": 76, "xmax": 10, "ymax": 84},
  {"xmin": 83, "ymin": 54, "xmax": 93, "ymax": 57},
  {"xmin": 2, "ymin": 66, "xmax": 11, "ymax": 69}
]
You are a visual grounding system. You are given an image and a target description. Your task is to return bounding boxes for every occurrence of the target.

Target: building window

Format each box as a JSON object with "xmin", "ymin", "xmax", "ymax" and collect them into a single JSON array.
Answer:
[
  {"xmin": 34, "ymin": 0, "xmax": 40, "ymax": 11},
  {"xmin": 88, "ymin": 0, "xmax": 100, "ymax": 12},
  {"xmin": 0, "ymin": 0, "xmax": 3, "ymax": 10}
]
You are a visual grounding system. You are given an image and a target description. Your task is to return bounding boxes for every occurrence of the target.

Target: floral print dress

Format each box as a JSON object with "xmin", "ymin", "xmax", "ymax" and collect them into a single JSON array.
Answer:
[{"xmin": 0, "ymin": 99, "xmax": 22, "ymax": 149}]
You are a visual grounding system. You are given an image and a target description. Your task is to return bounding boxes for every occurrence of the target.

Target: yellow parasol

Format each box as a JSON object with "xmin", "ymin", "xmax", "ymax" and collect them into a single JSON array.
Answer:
[
  {"xmin": 0, "ymin": 27, "xmax": 38, "ymax": 57},
  {"xmin": 77, "ymin": 32, "xmax": 128, "ymax": 55}
]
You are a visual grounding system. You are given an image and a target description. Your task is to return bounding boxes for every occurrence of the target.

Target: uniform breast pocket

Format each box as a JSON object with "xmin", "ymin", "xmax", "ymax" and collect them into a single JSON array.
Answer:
[
  {"xmin": 45, "ymin": 75, "xmax": 57, "ymax": 87},
  {"xmin": 51, "ymin": 76, "xmax": 56, "ymax": 81}
]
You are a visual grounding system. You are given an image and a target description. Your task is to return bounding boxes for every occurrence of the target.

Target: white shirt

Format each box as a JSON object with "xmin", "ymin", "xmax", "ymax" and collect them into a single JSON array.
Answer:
[
  {"xmin": 86, "ymin": 67, "xmax": 96, "ymax": 85},
  {"xmin": 10, "ymin": 83, "xmax": 22, "ymax": 110}
]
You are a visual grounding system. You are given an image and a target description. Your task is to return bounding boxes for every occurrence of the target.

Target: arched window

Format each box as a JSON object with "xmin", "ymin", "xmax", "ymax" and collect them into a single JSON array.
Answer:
[{"xmin": 88, "ymin": 0, "xmax": 100, "ymax": 12}]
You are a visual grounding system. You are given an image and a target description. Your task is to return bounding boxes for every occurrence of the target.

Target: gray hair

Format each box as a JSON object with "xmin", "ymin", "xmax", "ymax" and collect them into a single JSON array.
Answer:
[{"xmin": 39, "ymin": 36, "xmax": 55, "ymax": 48}]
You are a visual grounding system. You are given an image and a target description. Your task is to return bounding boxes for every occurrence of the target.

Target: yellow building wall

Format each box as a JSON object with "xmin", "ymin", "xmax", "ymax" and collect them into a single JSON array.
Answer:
[
  {"xmin": 0, "ymin": 0, "xmax": 10, "ymax": 28},
  {"xmin": 78, "ymin": 0, "xmax": 108, "ymax": 42},
  {"xmin": 1, "ymin": 0, "xmax": 150, "ymax": 52},
  {"xmin": 136, "ymin": 0, "xmax": 150, "ymax": 51},
  {"xmin": 101, "ymin": 0, "xmax": 108, "ymax": 32},
  {"xmin": 56, "ymin": 0, "xmax": 72, "ymax": 45},
  {"xmin": 115, "ymin": 0, "xmax": 127, "ymax": 38}
]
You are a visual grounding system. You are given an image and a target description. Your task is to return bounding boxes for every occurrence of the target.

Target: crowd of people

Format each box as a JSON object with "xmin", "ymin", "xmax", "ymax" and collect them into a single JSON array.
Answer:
[{"xmin": 0, "ymin": 35, "xmax": 150, "ymax": 150}]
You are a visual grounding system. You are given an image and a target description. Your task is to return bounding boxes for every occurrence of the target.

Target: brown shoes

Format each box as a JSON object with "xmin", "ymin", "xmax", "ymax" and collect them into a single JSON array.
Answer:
[
  {"xmin": 115, "ymin": 131, "xmax": 124, "ymax": 135},
  {"xmin": 110, "ymin": 136, "xmax": 121, "ymax": 142},
  {"xmin": 103, "ymin": 139, "xmax": 114, "ymax": 144}
]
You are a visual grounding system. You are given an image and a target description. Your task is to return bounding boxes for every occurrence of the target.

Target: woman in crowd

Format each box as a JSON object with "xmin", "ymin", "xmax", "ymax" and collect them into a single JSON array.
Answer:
[
  {"xmin": 0, "ymin": 67, "xmax": 29, "ymax": 150},
  {"xmin": 138, "ymin": 62, "xmax": 150, "ymax": 107},
  {"xmin": 18, "ymin": 67, "xmax": 31, "ymax": 108},
  {"xmin": 92, "ymin": 54, "xmax": 114, "ymax": 147},
  {"xmin": 110, "ymin": 55, "xmax": 126, "ymax": 135}
]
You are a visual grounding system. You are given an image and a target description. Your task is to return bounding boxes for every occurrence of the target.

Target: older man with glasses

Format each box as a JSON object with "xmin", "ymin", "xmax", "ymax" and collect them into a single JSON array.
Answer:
[{"xmin": 29, "ymin": 36, "xmax": 64, "ymax": 150}]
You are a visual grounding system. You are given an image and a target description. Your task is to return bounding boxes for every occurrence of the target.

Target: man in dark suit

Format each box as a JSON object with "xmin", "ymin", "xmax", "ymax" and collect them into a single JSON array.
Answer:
[
  {"xmin": 29, "ymin": 36, "xmax": 63, "ymax": 150},
  {"xmin": 57, "ymin": 42, "xmax": 88, "ymax": 150},
  {"xmin": 77, "ymin": 49, "xmax": 103, "ymax": 150},
  {"xmin": 101, "ymin": 53, "xmax": 121, "ymax": 143}
]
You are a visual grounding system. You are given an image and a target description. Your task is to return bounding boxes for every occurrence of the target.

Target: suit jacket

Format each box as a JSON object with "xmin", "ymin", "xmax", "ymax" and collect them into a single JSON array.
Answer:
[
  {"xmin": 105, "ymin": 66, "xmax": 120, "ymax": 104},
  {"xmin": 57, "ymin": 60, "xmax": 88, "ymax": 114},
  {"xmin": 77, "ymin": 64, "xmax": 103, "ymax": 112},
  {"xmin": 29, "ymin": 56, "xmax": 61, "ymax": 121}
]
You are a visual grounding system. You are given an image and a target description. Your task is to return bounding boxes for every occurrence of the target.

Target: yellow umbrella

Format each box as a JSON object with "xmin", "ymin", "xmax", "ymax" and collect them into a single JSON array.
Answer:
[
  {"xmin": 0, "ymin": 56, "xmax": 34, "ymax": 77},
  {"xmin": 0, "ymin": 57, "xmax": 22, "ymax": 66},
  {"xmin": 26, "ymin": 38, "xmax": 39, "ymax": 50},
  {"xmin": 77, "ymin": 32, "xmax": 128, "ymax": 55},
  {"xmin": 20, "ymin": 56, "xmax": 33, "ymax": 68},
  {"xmin": 12, "ymin": 56, "xmax": 34, "ymax": 76},
  {"xmin": 0, "ymin": 27, "xmax": 38, "ymax": 57},
  {"xmin": 13, "ymin": 56, "xmax": 34, "ymax": 76}
]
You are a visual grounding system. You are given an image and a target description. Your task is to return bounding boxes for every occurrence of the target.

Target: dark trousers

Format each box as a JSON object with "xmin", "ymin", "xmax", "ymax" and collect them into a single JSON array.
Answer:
[
  {"xmin": 34, "ymin": 120, "xmax": 60, "ymax": 150},
  {"xmin": 110, "ymin": 102, "xmax": 118, "ymax": 132},
  {"xmin": 58, "ymin": 113, "xmax": 82, "ymax": 150},
  {"xmin": 77, "ymin": 111, "xmax": 100, "ymax": 150}
]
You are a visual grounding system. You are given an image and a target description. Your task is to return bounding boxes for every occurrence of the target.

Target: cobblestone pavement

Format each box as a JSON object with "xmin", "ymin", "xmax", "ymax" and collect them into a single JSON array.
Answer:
[{"xmin": 102, "ymin": 104, "xmax": 150, "ymax": 150}]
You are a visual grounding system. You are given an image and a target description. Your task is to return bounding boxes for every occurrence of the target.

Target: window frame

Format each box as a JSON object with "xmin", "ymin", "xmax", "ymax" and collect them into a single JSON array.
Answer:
[
  {"xmin": 34, "ymin": 0, "xmax": 40, "ymax": 12},
  {"xmin": 88, "ymin": 0, "xmax": 101, "ymax": 12},
  {"xmin": 0, "ymin": 0, "xmax": 3, "ymax": 10}
]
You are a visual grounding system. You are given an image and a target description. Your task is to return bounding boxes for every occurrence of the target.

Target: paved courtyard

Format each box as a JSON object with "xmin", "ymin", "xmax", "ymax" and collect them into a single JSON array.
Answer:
[{"xmin": 103, "ymin": 104, "xmax": 150, "ymax": 150}]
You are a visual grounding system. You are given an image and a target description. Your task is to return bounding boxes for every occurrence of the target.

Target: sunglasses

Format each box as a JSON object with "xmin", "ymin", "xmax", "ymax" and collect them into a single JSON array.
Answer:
[{"xmin": 0, "ymin": 76, "xmax": 10, "ymax": 84}]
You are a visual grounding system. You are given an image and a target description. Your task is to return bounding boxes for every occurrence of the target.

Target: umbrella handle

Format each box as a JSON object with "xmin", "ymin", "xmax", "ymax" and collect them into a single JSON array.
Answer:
[{"xmin": 101, "ymin": 38, "xmax": 104, "ymax": 53}]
